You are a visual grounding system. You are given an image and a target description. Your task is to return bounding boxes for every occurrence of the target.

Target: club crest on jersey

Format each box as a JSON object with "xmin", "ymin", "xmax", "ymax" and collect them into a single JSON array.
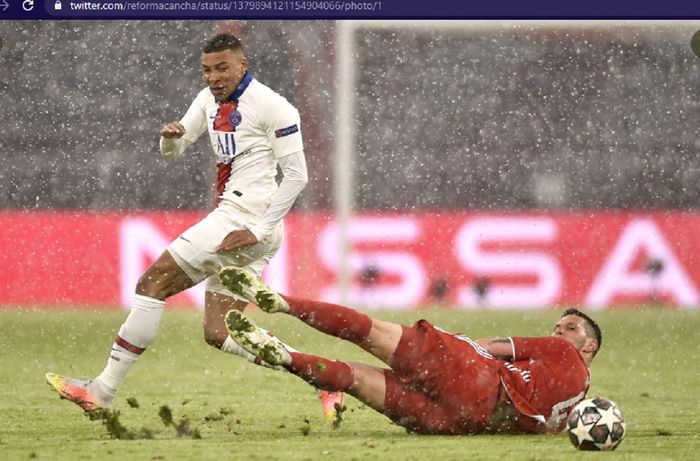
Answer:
[
  {"xmin": 229, "ymin": 110, "xmax": 243, "ymax": 127},
  {"xmin": 213, "ymin": 102, "xmax": 240, "ymax": 132},
  {"xmin": 275, "ymin": 124, "xmax": 299, "ymax": 138}
]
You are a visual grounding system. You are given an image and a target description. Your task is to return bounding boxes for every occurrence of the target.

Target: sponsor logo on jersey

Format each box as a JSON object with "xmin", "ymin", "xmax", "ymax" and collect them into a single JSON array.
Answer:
[
  {"xmin": 275, "ymin": 124, "xmax": 299, "ymax": 138},
  {"xmin": 217, "ymin": 133, "xmax": 236, "ymax": 161}
]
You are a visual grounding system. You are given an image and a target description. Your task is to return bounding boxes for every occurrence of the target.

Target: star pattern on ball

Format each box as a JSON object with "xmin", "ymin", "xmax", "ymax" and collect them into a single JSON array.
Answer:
[{"xmin": 567, "ymin": 397, "xmax": 626, "ymax": 451}]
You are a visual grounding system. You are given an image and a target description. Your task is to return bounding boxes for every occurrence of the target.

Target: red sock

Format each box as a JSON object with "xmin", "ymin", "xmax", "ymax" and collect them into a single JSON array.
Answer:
[
  {"xmin": 282, "ymin": 296, "xmax": 372, "ymax": 344},
  {"xmin": 288, "ymin": 352, "xmax": 354, "ymax": 392}
]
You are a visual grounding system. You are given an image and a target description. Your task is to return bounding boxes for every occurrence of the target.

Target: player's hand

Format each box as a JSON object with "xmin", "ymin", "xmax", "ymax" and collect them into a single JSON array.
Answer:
[
  {"xmin": 160, "ymin": 122, "xmax": 187, "ymax": 139},
  {"xmin": 217, "ymin": 229, "xmax": 259, "ymax": 252}
]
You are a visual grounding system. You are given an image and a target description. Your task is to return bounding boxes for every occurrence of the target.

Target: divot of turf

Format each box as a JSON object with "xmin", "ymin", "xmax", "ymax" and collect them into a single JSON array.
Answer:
[
  {"xmin": 174, "ymin": 416, "xmax": 201, "ymax": 439},
  {"xmin": 99, "ymin": 409, "xmax": 131, "ymax": 439},
  {"xmin": 126, "ymin": 397, "xmax": 139, "ymax": 408},
  {"xmin": 83, "ymin": 404, "xmax": 202, "ymax": 440},
  {"xmin": 158, "ymin": 404, "xmax": 202, "ymax": 439},
  {"xmin": 300, "ymin": 418, "xmax": 311, "ymax": 436},
  {"xmin": 158, "ymin": 405, "xmax": 174, "ymax": 427},
  {"xmin": 203, "ymin": 406, "xmax": 233, "ymax": 422},
  {"xmin": 203, "ymin": 412, "xmax": 224, "ymax": 422},
  {"xmin": 332, "ymin": 403, "xmax": 347, "ymax": 430},
  {"xmin": 89, "ymin": 409, "xmax": 153, "ymax": 440}
]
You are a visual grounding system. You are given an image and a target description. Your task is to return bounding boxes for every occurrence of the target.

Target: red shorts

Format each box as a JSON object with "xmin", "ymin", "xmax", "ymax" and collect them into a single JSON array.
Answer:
[{"xmin": 382, "ymin": 320, "xmax": 501, "ymax": 434}]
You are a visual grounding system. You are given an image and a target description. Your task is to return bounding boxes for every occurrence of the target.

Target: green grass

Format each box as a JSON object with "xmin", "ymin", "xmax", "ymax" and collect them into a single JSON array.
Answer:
[{"xmin": 0, "ymin": 307, "xmax": 698, "ymax": 460}]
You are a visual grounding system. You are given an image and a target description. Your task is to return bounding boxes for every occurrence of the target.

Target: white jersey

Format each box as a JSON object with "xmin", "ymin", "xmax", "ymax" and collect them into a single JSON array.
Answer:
[{"xmin": 160, "ymin": 72, "xmax": 305, "ymax": 221}]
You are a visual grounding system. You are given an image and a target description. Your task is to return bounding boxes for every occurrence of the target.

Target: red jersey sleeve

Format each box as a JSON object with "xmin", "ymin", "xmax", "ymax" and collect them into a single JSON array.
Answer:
[
  {"xmin": 510, "ymin": 336, "xmax": 580, "ymax": 362},
  {"xmin": 500, "ymin": 336, "xmax": 591, "ymax": 433}
]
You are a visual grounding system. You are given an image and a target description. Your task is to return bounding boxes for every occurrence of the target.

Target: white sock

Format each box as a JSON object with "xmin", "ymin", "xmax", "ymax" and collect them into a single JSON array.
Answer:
[
  {"xmin": 221, "ymin": 335, "xmax": 285, "ymax": 371},
  {"xmin": 221, "ymin": 335, "xmax": 258, "ymax": 362},
  {"xmin": 95, "ymin": 294, "xmax": 165, "ymax": 396}
]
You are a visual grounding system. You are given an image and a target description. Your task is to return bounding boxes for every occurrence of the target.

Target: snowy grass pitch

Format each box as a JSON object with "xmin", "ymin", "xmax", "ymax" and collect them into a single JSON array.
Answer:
[{"xmin": 0, "ymin": 307, "xmax": 697, "ymax": 460}]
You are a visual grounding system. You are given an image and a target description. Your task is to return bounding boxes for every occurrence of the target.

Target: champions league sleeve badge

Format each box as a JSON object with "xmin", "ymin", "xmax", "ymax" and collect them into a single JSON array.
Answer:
[
  {"xmin": 275, "ymin": 124, "xmax": 299, "ymax": 138},
  {"xmin": 229, "ymin": 110, "xmax": 243, "ymax": 128}
]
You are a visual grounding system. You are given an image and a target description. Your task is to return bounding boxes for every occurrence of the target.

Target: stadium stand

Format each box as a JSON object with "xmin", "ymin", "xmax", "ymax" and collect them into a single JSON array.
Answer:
[{"xmin": 0, "ymin": 22, "xmax": 697, "ymax": 210}]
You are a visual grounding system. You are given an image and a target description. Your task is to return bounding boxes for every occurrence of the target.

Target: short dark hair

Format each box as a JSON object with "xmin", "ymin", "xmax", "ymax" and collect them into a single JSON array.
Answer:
[
  {"xmin": 562, "ymin": 308, "xmax": 602, "ymax": 357},
  {"xmin": 203, "ymin": 33, "xmax": 243, "ymax": 54}
]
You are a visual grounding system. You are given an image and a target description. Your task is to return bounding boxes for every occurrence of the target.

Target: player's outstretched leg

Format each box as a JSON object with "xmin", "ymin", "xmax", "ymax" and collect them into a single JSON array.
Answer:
[
  {"xmin": 219, "ymin": 277, "xmax": 351, "ymax": 423},
  {"xmin": 224, "ymin": 310, "xmax": 291, "ymax": 366},
  {"xmin": 280, "ymin": 295, "xmax": 374, "ymax": 344},
  {"xmin": 45, "ymin": 373, "xmax": 112, "ymax": 413},
  {"xmin": 219, "ymin": 266, "xmax": 400, "ymax": 364},
  {"xmin": 219, "ymin": 266, "xmax": 289, "ymax": 313},
  {"xmin": 219, "ymin": 266, "xmax": 372, "ymax": 344},
  {"xmin": 225, "ymin": 310, "xmax": 356, "ymax": 393},
  {"xmin": 221, "ymin": 335, "xmax": 286, "ymax": 371}
]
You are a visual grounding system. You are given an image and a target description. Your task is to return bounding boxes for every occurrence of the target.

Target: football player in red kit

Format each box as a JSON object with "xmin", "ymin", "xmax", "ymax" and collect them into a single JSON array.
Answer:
[{"xmin": 218, "ymin": 266, "xmax": 602, "ymax": 435}]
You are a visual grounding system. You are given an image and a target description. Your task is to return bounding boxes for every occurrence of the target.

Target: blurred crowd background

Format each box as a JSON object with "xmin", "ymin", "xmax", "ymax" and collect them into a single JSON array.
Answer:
[{"xmin": 1, "ymin": 20, "xmax": 698, "ymax": 211}]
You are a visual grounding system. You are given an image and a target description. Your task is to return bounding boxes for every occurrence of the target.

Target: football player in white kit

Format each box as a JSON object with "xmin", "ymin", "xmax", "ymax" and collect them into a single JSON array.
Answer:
[{"xmin": 46, "ymin": 33, "xmax": 343, "ymax": 418}]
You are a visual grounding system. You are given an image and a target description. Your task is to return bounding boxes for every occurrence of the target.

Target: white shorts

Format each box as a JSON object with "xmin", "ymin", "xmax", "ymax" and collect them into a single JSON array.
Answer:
[{"xmin": 167, "ymin": 201, "xmax": 283, "ymax": 300}]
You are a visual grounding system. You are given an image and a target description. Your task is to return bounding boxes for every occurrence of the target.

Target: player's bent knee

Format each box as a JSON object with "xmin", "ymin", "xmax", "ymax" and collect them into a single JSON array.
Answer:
[{"xmin": 135, "ymin": 261, "xmax": 195, "ymax": 300}]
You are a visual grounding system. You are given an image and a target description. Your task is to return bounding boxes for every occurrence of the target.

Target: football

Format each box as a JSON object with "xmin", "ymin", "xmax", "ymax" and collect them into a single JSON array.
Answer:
[{"xmin": 567, "ymin": 397, "xmax": 626, "ymax": 451}]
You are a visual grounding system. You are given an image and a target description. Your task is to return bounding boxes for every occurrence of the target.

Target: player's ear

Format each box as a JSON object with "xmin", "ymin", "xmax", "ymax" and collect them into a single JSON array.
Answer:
[{"xmin": 583, "ymin": 338, "xmax": 599, "ymax": 356}]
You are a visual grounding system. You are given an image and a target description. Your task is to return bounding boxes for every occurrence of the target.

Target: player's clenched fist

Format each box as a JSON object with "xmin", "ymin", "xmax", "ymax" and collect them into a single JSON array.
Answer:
[{"xmin": 160, "ymin": 121, "xmax": 187, "ymax": 138}]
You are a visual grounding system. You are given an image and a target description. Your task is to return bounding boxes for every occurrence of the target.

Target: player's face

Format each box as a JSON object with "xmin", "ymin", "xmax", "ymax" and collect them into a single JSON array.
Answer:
[
  {"xmin": 201, "ymin": 49, "xmax": 248, "ymax": 101},
  {"xmin": 551, "ymin": 315, "xmax": 593, "ymax": 352}
]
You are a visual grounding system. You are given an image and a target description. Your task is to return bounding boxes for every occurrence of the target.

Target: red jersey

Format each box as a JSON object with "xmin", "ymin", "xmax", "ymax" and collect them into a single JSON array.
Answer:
[
  {"xmin": 384, "ymin": 321, "xmax": 589, "ymax": 435},
  {"xmin": 498, "ymin": 336, "xmax": 590, "ymax": 433},
  {"xmin": 385, "ymin": 320, "xmax": 503, "ymax": 434}
]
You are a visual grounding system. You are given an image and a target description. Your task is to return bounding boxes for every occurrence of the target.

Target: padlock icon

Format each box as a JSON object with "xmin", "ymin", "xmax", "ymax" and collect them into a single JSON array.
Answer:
[{"xmin": 55, "ymin": 0, "xmax": 62, "ymax": 10}]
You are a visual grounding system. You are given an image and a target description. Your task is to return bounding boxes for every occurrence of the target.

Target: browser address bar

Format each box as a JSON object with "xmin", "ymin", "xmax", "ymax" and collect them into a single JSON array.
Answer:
[{"xmin": 41, "ymin": 0, "xmax": 384, "ymax": 17}]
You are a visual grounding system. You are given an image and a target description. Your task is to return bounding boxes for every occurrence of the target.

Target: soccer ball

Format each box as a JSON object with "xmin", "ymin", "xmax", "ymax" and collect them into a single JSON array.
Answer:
[{"xmin": 567, "ymin": 397, "xmax": 626, "ymax": 450}]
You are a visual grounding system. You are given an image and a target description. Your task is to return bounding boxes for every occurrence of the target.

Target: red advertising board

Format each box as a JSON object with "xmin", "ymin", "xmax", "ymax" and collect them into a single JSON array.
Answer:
[{"xmin": 1, "ymin": 210, "xmax": 698, "ymax": 310}]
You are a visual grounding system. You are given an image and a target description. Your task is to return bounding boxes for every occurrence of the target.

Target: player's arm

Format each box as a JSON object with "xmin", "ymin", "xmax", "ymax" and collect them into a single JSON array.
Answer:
[
  {"xmin": 159, "ymin": 90, "xmax": 208, "ymax": 160},
  {"xmin": 475, "ymin": 338, "xmax": 515, "ymax": 361},
  {"xmin": 217, "ymin": 151, "xmax": 307, "ymax": 251},
  {"xmin": 247, "ymin": 97, "xmax": 307, "ymax": 242},
  {"xmin": 509, "ymin": 336, "xmax": 576, "ymax": 362},
  {"xmin": 248, "ymin": 150, "xmax": 308, "ymax": 242},
  {"xmin": 217, "ymin": 98, "xmax": 307, "ymax": 252}
]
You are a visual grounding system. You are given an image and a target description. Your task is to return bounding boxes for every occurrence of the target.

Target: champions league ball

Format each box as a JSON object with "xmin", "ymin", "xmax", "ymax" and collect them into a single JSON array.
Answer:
[{"xmin": 567, "ymin": 397, "xmax": 626, "ymax": 451}]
